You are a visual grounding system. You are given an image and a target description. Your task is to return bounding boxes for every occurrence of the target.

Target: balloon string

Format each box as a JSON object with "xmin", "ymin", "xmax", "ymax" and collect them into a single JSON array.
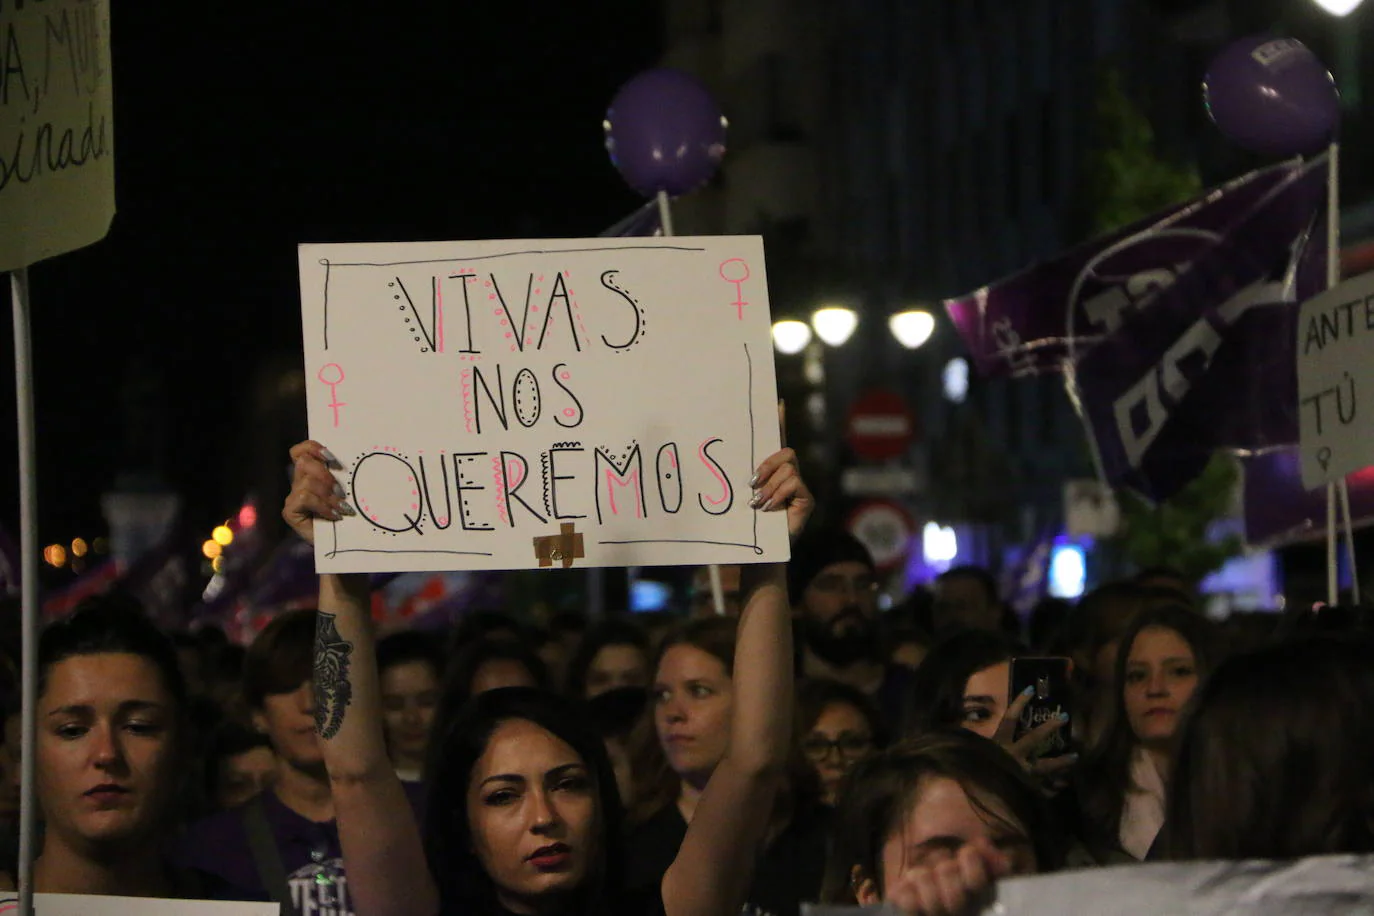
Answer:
[
  {"xmin": 656, "ymin": 190, "xmax": 676, "ymax": 237},
  {"xmin": 1328, "ymin": 482, "xmax": 1339, "ymax": 607},
  {"xmin": 652, "ymin": 187, "xmax": 720, "ymax": 611},
  {"xmin": 1325, "ymin": 143, "xmax": 1342, "ymax": 608},
  {"xmin": 1341, "ymin": 477, "xmax": 1361, "ymax": 605}
]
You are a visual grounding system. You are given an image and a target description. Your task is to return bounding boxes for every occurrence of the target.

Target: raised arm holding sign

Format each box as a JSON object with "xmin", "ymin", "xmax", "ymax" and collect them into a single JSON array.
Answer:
[{"xmin": 283, "ymin": 435, "xmax": 809, "ymax": 916}]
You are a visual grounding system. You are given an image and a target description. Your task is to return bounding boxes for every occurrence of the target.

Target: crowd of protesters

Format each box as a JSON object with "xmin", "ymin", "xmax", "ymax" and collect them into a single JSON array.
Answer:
[{"xmin": 4, "ymin": 438, "xmax": 1373, "ymax": 916}]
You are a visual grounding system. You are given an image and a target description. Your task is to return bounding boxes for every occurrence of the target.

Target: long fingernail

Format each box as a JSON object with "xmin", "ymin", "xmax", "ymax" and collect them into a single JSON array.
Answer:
[
  {"xmin": 338, "ymin": 504, "xmax": 356, "ymax": 517},
  {"xmin": 1058, "ymin": 712, "xmax": 1071, "ymax": 722},
  {"xmin": 321, "ymin": 448, "xmax": 340, "ymax": 468},
  {"xmin": 1021, "ymin": 686, "xmax": 1035, "ymax": 698},
  {"xmin": 763, "ymin": 498, "xmax": 777, "ymax": 511},
  {"xmin": 749, "ymin": 494, "xmax": 764, "ymax": 509},
  {"xmin": 749, "ymin": 473, "xmax": 760, "ymax": 488},
  {"xmin": 333, "ymin": 483, "xmax": 347, "ymax": 499}
]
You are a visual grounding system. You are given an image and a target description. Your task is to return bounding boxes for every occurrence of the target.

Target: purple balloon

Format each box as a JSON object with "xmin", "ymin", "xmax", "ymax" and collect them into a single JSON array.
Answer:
[
  {"xmin": 1204, "ymin": 36, "xmax": 1340, "ymax": 158},
  {"xmin": 605, "ymin": 68, "xmax": 727, "ymax": 198}
]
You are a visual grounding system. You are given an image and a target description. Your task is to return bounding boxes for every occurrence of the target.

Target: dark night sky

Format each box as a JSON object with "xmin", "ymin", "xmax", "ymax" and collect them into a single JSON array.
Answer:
[{"xmin": 1, "ymin": 2, "xmax": 663, "ymax": 551}]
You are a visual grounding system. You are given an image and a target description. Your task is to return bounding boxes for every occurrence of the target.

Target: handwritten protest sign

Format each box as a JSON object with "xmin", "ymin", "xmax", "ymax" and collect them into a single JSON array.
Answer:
[
  {"xmin": 0, "ymin": 0, "xmax": 115, "ymax": 271},
  {"xmin": 1297, "ymin": 270, "xmax": 1374, "ymax": 489},
  {"xmin": 298, "ymin": 236, "xmax": 786, "ymax": 573},
  {"xmin": 0, "ymin": 893, "xmax": 277, "ymax": 915}
]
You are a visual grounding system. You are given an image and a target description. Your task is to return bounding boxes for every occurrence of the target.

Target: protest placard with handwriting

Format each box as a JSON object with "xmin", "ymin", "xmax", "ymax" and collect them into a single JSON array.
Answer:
[
  {"xmin": 0, "ymin": 0, "xmax": 114, "ymax": 271},
  {"xmin": 298, "ymin": 236, "xmax": 786, "ymax": 573}
]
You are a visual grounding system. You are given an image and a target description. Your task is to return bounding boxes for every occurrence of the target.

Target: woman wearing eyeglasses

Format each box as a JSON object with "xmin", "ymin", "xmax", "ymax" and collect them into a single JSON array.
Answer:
[{"xmin": 796, "ymin": 679, "xmax": 887, "ymax": 806}]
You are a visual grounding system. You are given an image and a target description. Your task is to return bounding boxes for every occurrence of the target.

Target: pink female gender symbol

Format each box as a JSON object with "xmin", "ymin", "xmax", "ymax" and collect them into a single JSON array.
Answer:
[
  {"xmin": 317, "ymin": 363, "xmax": 347, "ymax": 427},
  {"xmin": 719, "ymin": 258, "xmax": 751, "ymax": 320}
]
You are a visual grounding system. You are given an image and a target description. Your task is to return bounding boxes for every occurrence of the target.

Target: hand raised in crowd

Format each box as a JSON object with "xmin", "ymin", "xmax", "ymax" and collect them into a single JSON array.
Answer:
[
  {"xmin": 282, "ymin": 439, "xmax": 350, "ymax": 545},
  {"xmin": 883, "ymin": 837, "xmax": 1010, "ymax": 916},
  {"xmin": 993, "ymin": 687, "xmax": 1077, "ymax": 781},
  {"xmin": 749, "ymin": 446, "xmax": 813, "ymax": 543}
]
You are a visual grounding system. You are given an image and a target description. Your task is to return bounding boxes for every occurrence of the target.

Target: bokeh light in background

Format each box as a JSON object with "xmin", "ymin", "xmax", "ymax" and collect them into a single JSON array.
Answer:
[{"xmin": 771, "ymin": 320, "xmax": 812, "ymax": 355}]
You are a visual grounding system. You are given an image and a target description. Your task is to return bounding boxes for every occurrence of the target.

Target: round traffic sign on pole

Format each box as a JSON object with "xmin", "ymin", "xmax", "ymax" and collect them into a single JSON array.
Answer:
[
  {"xmin": 845, "ymin": 389, "xmax": 917, "ymax": 462},
  {"xmin": 846, "ymin": 499, "xmax": 917, "ymax": 572}
]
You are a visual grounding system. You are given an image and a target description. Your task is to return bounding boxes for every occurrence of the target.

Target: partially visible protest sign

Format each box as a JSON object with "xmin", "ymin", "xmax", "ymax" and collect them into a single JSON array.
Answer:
[
  {"xmin": 299, "ymin": 236, "xmax": 786, "ymax": 573},
  {"xmin": 802, "ymin": 853, "xmax": 1374, "ymax": 916},
  {"xmin": 0, "ymin": 894, "xmax": 277, "ymax": 915},
  {"xmin": 0, "ymin": 0, "xmax": 115, "ymax": 271},
  {"xmin": 1297, "ymin": 270, "xmax": 1374, "ymax": 489}
]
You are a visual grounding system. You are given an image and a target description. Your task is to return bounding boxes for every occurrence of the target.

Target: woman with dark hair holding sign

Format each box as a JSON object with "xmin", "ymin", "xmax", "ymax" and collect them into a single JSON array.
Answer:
[{"xmin": 283, "ymin": 436, "xmax": 811, "ymax": 916}]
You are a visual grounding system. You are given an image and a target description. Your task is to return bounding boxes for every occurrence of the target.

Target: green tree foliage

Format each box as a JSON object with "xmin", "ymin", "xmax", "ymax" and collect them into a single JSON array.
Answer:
[
  {"xmin": 1089, "ymin": 69, "xmax": 1203, "ymax": 235},
  {"xmin": 1110, "ymin": 454, "xmax": 1244, "ymax": 584}
]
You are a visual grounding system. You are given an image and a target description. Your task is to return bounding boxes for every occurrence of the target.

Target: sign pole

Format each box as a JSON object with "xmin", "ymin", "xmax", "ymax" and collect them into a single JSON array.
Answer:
[
  {"xmin": 1323, "ymin": 143, "xmax": 1361, "ymax": 606},
  {"xmin": 11, "ymin": 267, "xmax": 38, "ymax": 916},
  {"xmin": 655, "ymin": 190, "xmax": 725, "ymax": 615}
]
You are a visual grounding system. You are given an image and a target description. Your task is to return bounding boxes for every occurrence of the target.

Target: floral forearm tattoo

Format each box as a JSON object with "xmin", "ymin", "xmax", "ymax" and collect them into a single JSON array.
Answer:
[{"xmin": 313, "ymin": 612, "xmax": 354, "ymax": 740}]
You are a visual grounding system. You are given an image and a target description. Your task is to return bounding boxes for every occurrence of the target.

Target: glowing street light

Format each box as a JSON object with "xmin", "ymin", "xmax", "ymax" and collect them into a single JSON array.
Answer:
[
  {"xmin": 811, "ymin": 306, "xmax": 859, "ymax": 346},
  {"xmin": 771, "ymin": 320, "xmax": 812, "ymax": 355},
  {"xmin": 888, "ymin": 309, "xmax": 936, "ymax": 349},
  {"xmin": 212, "ymin": 525, "xmax": 234, "ymax": 547},
  {"xmin": 1310, "ymin": 0, "xmax": 1365, "ymax": 15}
]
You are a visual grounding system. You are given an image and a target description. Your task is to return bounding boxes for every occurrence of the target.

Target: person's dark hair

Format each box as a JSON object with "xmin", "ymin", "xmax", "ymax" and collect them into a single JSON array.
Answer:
[
  {"xmin": 797, "ymin": 678, "xmax": 890, "ymax": 750},
  {"xmin": 424, "ymin": 687, "xmax": 624, "ymax": 916},
  {"xmin": 820, "ymin": 730, "xmax": 1064, "ymax": 902},
  {"xmin": 428, "ymin": 638, "xmax": 551, "ymax": 784},
  {"xmin": 904, "ymin": 629, "xmax": 1025, "ymax": 735},
  {"xmin": 1275, "ymin": 602, "xmax": 1374, "ymax": 641},
  {"xmin": 1133, "ymin": 565, "xmax": 1193, "ymax": 597},
  {"xmin": 204, "ymin": 720, "xmax": 273, "ymax": 802},
  {"xmin": 585, "ymin": 686, "xmax": 648, "ymax": 742},
  {"xmin": 443, "ymin": 638, "xmax": 549, "ymax": 707},
  {"xmin": 39, "ymin": 593, "xmax": 187, "ymax": 709},
  {"xmin": 242, "ymin": 609, "xmax": 317, "ymax": 710},
  {"xmin": 1074, "ymin": 604, "xmax": 1218, "ymax": 856},
  {"xmin": 376, "ymin": 630, "xmax": 444, "ymax": 679},
  {"xmin": 549, "ymin": 611, "xmax": 589, "ymax": 640},
  {"xmin": 934, "ymin": 566, "xmax": 1000, "ymax": 608},
  {"xmin": 564, "ymin": 619, "xmax": 651, "ymax": 698},
  {"xmin": 450, "ymin": 611, "xmax": 527, "ymax": 653},
  {"xmin": 787, "ymin": 529, "xmax": 875, "ymax": 602},
  {"xmin": 1162, "ymin": 635, "xmax": 1374, "ymax": 860},
  {"xmin": 1027, "ymin": 598, "xmax": 1072, "ymax": 653}
]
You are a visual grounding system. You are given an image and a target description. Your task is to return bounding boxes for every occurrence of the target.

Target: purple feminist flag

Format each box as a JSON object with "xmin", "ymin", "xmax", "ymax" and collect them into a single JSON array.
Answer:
[
  {"xmin": 944, "ymin": 161, "xmax": 1306, "ymax": 378},
  {"xmin": 1072, "ymin": 156, "xmax": 1328, "ymax": 500}
]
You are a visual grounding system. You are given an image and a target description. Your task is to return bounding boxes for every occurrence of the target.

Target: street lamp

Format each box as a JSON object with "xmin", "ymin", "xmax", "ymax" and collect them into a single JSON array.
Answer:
[
  {"xmin": 771, "ymin": 320, "xmax": 812, "ymax": 355},
  {"xmin": 1311, "ymin": 0, "xmax": 1365, "ymax": 14},
  {"xmin": 811, "ymin": 306, "xmax": 859, "ymax": 346},
  {"xmin": 888, "ymin": 309, "xmax": 936, "ymax": 349}
]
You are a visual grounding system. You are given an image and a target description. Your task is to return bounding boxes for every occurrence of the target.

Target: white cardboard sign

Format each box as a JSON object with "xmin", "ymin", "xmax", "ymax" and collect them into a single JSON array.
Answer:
[
  {"xmin": 0, "ymin": 894, "xmax": 277, "ymax": 915},
  {"xmin": 298, "ymin": 236, "xmax": 786, "ymax": 573},
  {"xmin": 1297, "ymin": 270, "xmax": 1374, "ymax": 489},
  {"xmin": 0, "ymin": 0, "xmax": 115, "ymax": 271},
  {"xmin": 803, "ymin": 853, "xmax": 1374, "ymax": 916}
]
